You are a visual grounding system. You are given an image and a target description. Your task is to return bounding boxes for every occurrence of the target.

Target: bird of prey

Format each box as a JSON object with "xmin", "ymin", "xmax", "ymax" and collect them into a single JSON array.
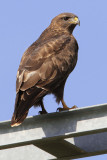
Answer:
[{"xmin": 11, "ymin": 12, "xmax": 80, "ymax": 127}]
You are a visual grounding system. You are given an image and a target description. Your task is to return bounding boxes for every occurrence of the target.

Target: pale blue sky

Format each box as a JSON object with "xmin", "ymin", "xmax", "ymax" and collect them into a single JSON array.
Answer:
[{"xmin": 0, "ymin": 0, "xmax": 107, "ymax": 159}]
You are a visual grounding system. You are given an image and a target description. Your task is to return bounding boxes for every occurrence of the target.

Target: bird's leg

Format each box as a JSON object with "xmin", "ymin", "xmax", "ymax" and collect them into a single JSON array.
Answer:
[
  {"xmin": 61, "ymin": 99, "xmax": 69, "ymax": 109},
  {"xmin": 57, "ymin": 99, "xmax": 77, "ymax": 112},
  {"xmin": 39, "ymin": 101, "xmax": 48, "ymax": 115}
]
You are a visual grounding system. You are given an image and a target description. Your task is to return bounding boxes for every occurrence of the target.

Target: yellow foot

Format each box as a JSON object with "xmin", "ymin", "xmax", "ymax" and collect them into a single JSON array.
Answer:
[
  {"xmin": 57, "ymin": 105, "xmax": 78, "ymax": 112},
  {"xmin": 38, "ymin": 110, "xmax": 48, "ymax": 115}
]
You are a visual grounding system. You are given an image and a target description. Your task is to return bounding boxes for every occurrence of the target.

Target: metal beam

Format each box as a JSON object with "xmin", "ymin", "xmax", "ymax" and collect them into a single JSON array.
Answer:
[{"xmin": 0, "ymin": 103, "xmax": 107, "ymax": 160}]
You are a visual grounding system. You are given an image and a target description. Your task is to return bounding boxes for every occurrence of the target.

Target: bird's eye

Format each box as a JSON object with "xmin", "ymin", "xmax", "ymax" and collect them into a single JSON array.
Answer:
[{"xmin": 63, "ymin": 17, "xmax": 69, "ymax": 21}]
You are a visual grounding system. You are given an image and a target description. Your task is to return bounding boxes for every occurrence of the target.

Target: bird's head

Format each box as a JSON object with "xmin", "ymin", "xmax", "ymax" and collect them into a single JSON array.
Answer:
[{"xmin": 50, "ymin": 13, "xmax": 80, "ymax": 34}]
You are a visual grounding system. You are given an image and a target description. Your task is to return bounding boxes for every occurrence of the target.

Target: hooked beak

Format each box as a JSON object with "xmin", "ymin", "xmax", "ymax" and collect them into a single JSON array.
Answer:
[{"xmin": 69, "ymin": 17, "xmax": 80, "ymax": 26}]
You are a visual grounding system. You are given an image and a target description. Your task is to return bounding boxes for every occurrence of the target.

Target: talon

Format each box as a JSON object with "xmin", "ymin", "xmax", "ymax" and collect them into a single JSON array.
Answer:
[
  {"xmin": 56, "ymin": 107, "xmax": 63, "ymax": 112},
  {"xmin": 70, "ymin": 105, "xmax": 78, "ymax": 109},
  {"xmin": 56, "ymin": 107, "xmax": 68, "ymax": 112},
  {"xmin": 38, "ymin": 111, "xmax": 42, "ymax": 115},
  {"xmin": 57, "ymin": 105, "xmax": 78, "ymax": 112},
  {"xmin": 38, "ymin": 110, "xmax": 48, "ymax": 115}
]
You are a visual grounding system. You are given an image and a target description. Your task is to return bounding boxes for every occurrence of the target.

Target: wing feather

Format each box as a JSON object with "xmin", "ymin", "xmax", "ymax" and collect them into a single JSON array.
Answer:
[{"xmin": 16, "ymin": 35, "xmax": 72, "ymax": 93}]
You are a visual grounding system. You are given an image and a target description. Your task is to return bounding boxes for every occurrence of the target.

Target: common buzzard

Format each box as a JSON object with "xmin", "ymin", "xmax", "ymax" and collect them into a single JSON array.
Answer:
[{"xmin": 11, "ymin": 13, "xmax": 80, "ymax": 127}]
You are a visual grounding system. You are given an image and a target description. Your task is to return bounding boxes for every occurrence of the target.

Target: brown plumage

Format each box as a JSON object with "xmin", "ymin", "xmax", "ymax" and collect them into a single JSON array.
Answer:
[{"xmin": 11, "ymin": 13, "xmax": 80, "ymax": 127}]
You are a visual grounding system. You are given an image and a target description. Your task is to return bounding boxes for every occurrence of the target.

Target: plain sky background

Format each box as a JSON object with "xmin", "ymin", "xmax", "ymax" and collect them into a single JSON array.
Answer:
[{"xmin": 0, "ymin": 0, "xmax": 107, "ymax": 159}]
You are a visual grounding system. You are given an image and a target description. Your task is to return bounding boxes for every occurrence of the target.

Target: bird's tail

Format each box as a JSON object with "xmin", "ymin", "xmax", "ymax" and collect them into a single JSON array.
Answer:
[
  {"xmin": 11, "ymin": 88, "xmax": 47, "ymax": 127},
  {"xmin": 11, "ymin": 110, "xmax": 28, "ymax": 127},
  {"xmin": 11, "ymin": 91, "xmax": 29, "ymax": 127}
]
